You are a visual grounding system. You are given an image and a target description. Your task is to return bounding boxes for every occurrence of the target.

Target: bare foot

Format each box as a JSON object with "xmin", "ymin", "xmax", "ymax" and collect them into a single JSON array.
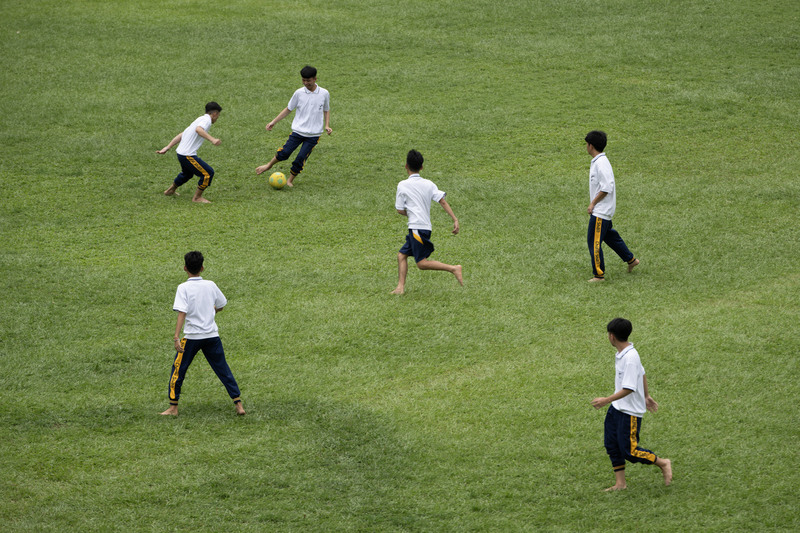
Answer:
[
  {"xmin": 588, "ymin": 277, "xmax": 605, "ymax": 283},
  {"xmin": 235, "ymin": 403, "xmax": 246, "ymax": 416},
  {"xmin": 603, "ymin": 484, "xmax": 627, "ymax": 492},
  {"xmin": 453, "ymin": 265, "xmax": 464, "ymax": 286},
  {"xmin": 628, "ymin": 258, "xmax": 640, "ymax": 273},
  {"xmin": 192, "ymin": 196, "xmax": 211, "ymax": 204},
  {"xmin": 287, "ymin": 174, "xmax": 296, "ymax": 187},
  {"xmin": 160, "ymin": 406, "xmax": 178, "ymax": 416},
  {"xmin": 390, "ymin": 287, "xmax": 405, "ymax": 295},
  {"xmin": 164, "ymin": 186, "xmax": 179, "ymax": 196},
  {"xmin": 255, "ymin": 164, "xmax": 271, "ymax": 175},
  {"xmin": 659, "ymin": 458, "xmax": 672, "ymax": 486}
]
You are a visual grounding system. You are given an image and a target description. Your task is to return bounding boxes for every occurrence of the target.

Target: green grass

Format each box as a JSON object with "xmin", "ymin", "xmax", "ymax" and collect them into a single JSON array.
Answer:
[{"xmin": 2, "ymin": 0, "xmax": 799, "ymax": 530}]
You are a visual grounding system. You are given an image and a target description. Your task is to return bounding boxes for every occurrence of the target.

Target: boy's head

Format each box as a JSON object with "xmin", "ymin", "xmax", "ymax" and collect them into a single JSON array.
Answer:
[
  {"xmin": 406, "ymin": 149, "xmax": 424, "ymax": 173},
  {"xmin": 300, "ymin": 65, "xmax": 317, "ymax": 79},
  {"xmin": 205, "ymin": 101, "xmax": 222, "ymax": 123},
  {"xmin": 585, "ymin": 130, "xmax": 607, "ymax": 153},
  {"xmin": 606, "ymin": 317, "xmax": 632, "ymax": 343},
  {"xmin": 184, "ymin": 251, "xmax": 204, "ymax": 276},
  {"xmin": 300, "ymin": 65, "xmax": 318, "ymax": 90}
]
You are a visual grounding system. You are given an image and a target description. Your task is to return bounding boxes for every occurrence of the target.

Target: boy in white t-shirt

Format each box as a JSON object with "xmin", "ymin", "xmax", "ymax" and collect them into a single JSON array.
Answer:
[
  {"xmin": 157, "ymin": 102, "xmax": 222, "ymax": 204},
  {"xmin": 160, "ymin": 251, "xmax": 245, "ymax": 416},
  {"xmin": 256, "ymin": 65, "xmax": 332, "ymax": 187},
  {"xmin": 391, "ymin": 150, "xmax": 463, "ymax": 295},
  {"xmin": 591, "ymin": 318, "xmax": 672, "ymax": 490},
  {"xmin": 585, "ymin": 130, "xmax": 639, "ymax": 281}
]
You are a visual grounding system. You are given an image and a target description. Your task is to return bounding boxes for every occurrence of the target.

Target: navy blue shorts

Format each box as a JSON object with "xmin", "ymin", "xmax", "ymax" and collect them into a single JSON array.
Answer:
[{"xmin": 399, "ymin": 229, "xmax": 434, "ymax": 263}]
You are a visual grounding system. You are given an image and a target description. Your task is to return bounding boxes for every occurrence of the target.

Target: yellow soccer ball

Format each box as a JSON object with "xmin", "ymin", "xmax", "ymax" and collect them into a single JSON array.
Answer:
[{"xmin": 269, "ymin": 172, "xmax": 287, "ymax": 189}]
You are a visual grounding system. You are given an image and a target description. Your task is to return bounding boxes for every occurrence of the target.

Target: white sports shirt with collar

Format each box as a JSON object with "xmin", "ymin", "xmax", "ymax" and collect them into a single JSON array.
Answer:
[
  {"xmin": 288, "ymin": 86, "xmax": 330, "ymax": 137},
  {"xmin": 173, "ymin": 277, "xmax": 227, "ymax": 339},
  {"xmin": 589, "ymin": 152, "xmax": 616, "ymax": 220},
  {"xmin": 611, "ymin": 343, "xmax": 647, "ymax": 417},
  {"xmin": 176, "ymin": 114, "xmax": 213, "ymax": 157},
  {"xmin": 395, "ymin": 174, "xmax": 446, "ymax": 232}
]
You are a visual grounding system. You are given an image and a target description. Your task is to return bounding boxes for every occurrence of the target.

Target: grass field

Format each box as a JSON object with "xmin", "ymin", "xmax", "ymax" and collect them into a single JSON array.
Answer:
[{"xmin": 1, "ymin": 0, "xmax": 799, "ymax": 531}]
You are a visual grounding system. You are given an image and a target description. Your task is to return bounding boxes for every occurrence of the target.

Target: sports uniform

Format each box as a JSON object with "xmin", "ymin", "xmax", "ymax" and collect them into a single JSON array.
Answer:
[
  {"xmin": 588, "ymin": 152, "xmax": 636, "ymax": 278},
  {"xmin": 173, "ymin": 114, "xmax": 215, "ymax": 190},
  {"xmin": 395, "ymin": 174, "xmax": 446, "ymax": 262},
  {"xmin": 167, "ymin": 277, "xmax": 241, "ymax": 406},
  {"xmin": 274, "ymin": 85, "xmax": 330, "ymax": 176},
  {"xmin": 603, "ymin": 344, "xmax": 658, "ymax": 471}
]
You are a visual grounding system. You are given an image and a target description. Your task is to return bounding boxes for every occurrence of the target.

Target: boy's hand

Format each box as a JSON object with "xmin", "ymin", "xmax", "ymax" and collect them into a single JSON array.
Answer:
[
  {"xmin": 156, "ymin": 147, "xmax": 169, "ymax": 154},
  {"xmin": 452, "ymin": 220, "xmax": 460, "ymax": 235},
  {"xmin": 174, "ymin": 338, "xmax": 184, "ymax": 353},
  {"xmin": 646, "ymin": 396, "xmax": 659, "ymax": 413},
  {"xmin": 591, "ymin": 397, "xmax": 609, "ymax": 409},
  {"xmin": 211, "ymin": 138, "xmax": 221, "ymax": 146}
]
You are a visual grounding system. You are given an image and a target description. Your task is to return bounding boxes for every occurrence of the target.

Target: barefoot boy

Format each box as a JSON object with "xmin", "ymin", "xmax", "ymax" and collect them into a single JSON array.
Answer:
[
  {"xmin": 256, "ymin": 65, "xmax": 332, "ymax": 187},
  {"xmin": 161, "ymin": 251, "xmax": 245, "ymax": 416},
  {"xmin": 157, "ymin": 102, "xmax": 222, "ymax": 203},
  {"xmin": 591, "ymin": 318, "xmax": 672, "ymax": 490},
  {"xmin": 391, "ymin": 149, "xmax": 463, "ymax": 295}
]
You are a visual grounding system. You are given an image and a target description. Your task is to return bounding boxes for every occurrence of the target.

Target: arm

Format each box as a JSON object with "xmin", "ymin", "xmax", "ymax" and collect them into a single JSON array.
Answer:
[
  {"xmin": 215, "ymin": 306, "xmax": 224, "ymax": 314},
  {"xmin": 195, "ymin": 126, "xmax": 221, "ymax": 146},
  {"xmin": 266, "ymin": 108, "xmax": 291, "ymax": 131},
  {"xmin": 173, "ymin": 312, "xmax": 186, "ymax": 352},
  {"xmin": 396, "ymin": 209, "xmax": 407, "ymax": 217},
  {"xmin": 324, "ymin": 110, "xmax": 332, "ymax": 135},
  {"xmin": 157, "ymin": 133, "xmax": 182, "ymax": 154},
  {"xmin": 587, "ymin": 191, "xmax": 608, "ymax": 214},
  {"xmin": 644, "ymin": 374, "xmax": 659, "ymax": 412},
  {"xmin": 591, "ymin": 388, "xmax": 632, "ymax": 409},
  {"xmin": 439, "ymin": 198, "xmax": 460, "ymax": 235}
]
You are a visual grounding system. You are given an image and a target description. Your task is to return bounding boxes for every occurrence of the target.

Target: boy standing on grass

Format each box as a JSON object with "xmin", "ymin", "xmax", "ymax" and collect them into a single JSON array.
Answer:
[
  {"xmin": 391, "ymin": 149, "xmax": 463, "ymax": 295},
  {"xmin": 161, "ymin": 251, "xmax": 245, "ymax": 416},
  {"xmin": 256, "ymin": 65, "xmax": 332, "ymax": 187},
  {"xmin": 157, "ymin": 102, "xmax": 222, "ymax": 204},
  {"xmin": 591, "ymin": 318, "xmax": 672, "ymax": 490},
  {"xmin": 585, "ymin": 130, "xmax": 639, "ymax": 281}
]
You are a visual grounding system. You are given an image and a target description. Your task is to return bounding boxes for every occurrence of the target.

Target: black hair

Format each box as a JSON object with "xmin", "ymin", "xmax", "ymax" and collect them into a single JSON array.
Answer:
[
  {"xmin": 300, "ymin": 65, "xmax": 317, "ymax": 78},
  {"xmin": 607, "ymin": 317, "xmax": 632, "ymax": 342},
  {"xmin": 184, "ymin": 251, "xmax": 204, "ymax": 275},
  {"xmin": 205, "ymin": 101, "xmax": 222, "ymax": 114},
  {"xmin": 585, "ymin": 130, "xmax": 607, "ymax": 152},
  {"xmin": 406, "ymin": 149, "xmax": 424, "ymax": 172}
]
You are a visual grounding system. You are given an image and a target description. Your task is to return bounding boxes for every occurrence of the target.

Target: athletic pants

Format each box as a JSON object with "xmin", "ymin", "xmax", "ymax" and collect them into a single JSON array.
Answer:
[
  {"xmin": 604, "ymin": 404, "xmax": 657, "ymax": 471},
  {"xmin": 174, "ymin": 154, "xmax": 214, "ymax": 190},
  {"xmin": 588, "ymin": 215, "xmax": 635, "ymax": 279},
  {"xmin": 167, "ymin": 336, "xmax": 240, "ymax": 404},
  {"xmin": 275, "ymin": 132, "xmax": 320, "ymax": 176}
]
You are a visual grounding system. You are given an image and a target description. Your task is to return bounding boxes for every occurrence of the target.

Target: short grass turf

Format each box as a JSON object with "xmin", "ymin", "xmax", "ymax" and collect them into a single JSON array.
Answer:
[{"xmin": 1, "ymin": 0, "xmax": 799, "ymax": 531}]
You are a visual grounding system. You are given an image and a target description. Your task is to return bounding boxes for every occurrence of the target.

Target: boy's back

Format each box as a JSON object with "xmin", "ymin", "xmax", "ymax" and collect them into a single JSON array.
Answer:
[
  {"xmin": 396, "ymin": 174, "xmax": 446, "ymax": 231},
  {"xmin": 173, "ymin": 277, "xmax": 226, "ymax": 339}
]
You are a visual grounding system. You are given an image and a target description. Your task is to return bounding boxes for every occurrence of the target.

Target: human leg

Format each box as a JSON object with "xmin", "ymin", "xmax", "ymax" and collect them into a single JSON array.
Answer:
[
  {"xmin": 200, "ymin": 337, "xmax": 244, "ymax": 414},
  {"xmin": 256, "ymin": 156, "xmax": 279, "ymax": 175},
  {"xmin": 161, "ymin": 338, "xmax": 200, "ymax": 415},
  {"xmin": 183, "ymin": 156, "xmax": 214, "ymax": 203},
  {"xmin": 287, "ymin": 135, "xmax": 320, "ymax": 186},
  {"xmin": 587, "ymin": 215, "xmax": 606, "ymax": 281},
  {"xmin": 416, "ymin": 259, "xmax": 463, "ymax": 286},
  {"xmin": 603, "ymin": 224, "xmax": 635, "ymax": 264},
  {"xmin": 392, "ymin": 253, "xmax": 410, "ymax": 294},
  {"xmin": 603, "ymin": 405, "xmax": 627, "ymax": 490}
]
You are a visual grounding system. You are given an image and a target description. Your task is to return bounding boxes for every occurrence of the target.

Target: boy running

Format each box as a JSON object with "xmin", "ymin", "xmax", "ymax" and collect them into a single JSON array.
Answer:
[{"xmin": 392, "ymin": 149, "xmax": 463, "ymax": 295}]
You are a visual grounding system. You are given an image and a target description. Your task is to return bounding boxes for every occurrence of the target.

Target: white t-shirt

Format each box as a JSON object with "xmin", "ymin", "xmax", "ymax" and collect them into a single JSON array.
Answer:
[
  {"xmin": 172, "ymin": 277, "xmax": 227, "ymax": 339},
  {"xmin": 589, "ymin": 153, "xmax": 616, "ymax": 220},
  {"xmin": 611, "ymin": 344, "xmax": 647, "ymax": 417},
  {"xmin": 395, "ymin": 174, "xmax": 446, "ymax": 231},
  {"xmin": 288, "ymin": 86, "xmax": 330, "ymax": 137},
  {"xmin": 176, "ymin": 114, "xmax": 213, "ymax": 156}
]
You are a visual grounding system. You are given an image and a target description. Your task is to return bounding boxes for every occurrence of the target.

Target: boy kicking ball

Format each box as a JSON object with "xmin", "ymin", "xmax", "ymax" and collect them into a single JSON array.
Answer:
[{"xmin": 591, "ymin": 318, "xmax": 672, "ymax": 490}]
